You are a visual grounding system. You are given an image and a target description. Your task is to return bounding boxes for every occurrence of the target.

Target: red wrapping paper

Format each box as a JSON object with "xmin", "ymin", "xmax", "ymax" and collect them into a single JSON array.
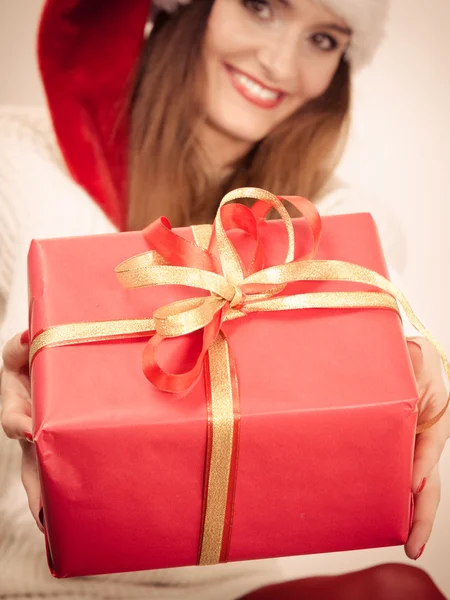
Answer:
[{"xmin": 28, "ymin": 213, "xmax": 418, "ymax": 578}]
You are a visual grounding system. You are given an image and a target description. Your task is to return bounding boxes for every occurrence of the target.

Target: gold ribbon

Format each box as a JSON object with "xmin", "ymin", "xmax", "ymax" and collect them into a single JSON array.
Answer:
[{"xmin": 29, "ymin": 187, "xmax": 450, "ymax": 565}]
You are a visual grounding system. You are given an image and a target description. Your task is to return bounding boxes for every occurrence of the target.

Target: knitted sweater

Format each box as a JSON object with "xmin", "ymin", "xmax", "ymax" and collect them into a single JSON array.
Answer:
[{"xmin": 0, "ymin": 106, "xmax": 411, "ymax": 599}]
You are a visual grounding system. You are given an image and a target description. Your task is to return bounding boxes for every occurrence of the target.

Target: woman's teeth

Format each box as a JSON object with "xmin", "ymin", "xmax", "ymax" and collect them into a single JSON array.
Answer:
[{"xmin": 232, "ymin": 71, "xmax": 280, "ymax": 101}]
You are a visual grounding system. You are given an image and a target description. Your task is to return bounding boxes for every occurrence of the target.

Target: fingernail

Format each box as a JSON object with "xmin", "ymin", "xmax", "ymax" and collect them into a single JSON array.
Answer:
[
  {"xmin": 414, "ymin": 544, "xmax": 425, "ymax": 560},
  {"xmin": 20, "ymin": 330, "xmax": 30, "ymax": 345},
  {"xmin": 416, "ymin": 477, "xmax": 427, "ymax": 494},
  {"xmin": 409, "ymin": 492, "xmax": 415, "ymax": 532},
  {"xmin": 23, "ymin": 432, "xmax": 33, "ymax": 443},
  {"xmin": 407, "ymin": 339, "xmax": 423, "ymax": 353}
]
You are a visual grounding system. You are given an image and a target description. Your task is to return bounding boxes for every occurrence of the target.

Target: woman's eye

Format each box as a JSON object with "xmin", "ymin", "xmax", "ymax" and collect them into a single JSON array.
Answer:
[
  {"xmin": 242, "ymin": 0, "xmax": 272, "ymax": 21},
  {"xmin": 311, "ymin": 33, "xmax": 338, "ymax": 52}
]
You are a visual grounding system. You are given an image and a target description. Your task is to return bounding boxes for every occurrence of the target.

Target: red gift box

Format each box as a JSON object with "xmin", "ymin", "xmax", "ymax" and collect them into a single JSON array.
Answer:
[{"xmin": 28, "ymin": 189, "xmax": 420, "ymax": 579}]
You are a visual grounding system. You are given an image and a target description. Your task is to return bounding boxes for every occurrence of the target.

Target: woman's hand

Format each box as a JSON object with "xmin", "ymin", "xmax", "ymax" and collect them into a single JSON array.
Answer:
[
  {"xmin": 0, "ymin": 331, "xmax": 43, "ymax": 532},
  {"xmin": 405, "ymin": 338, "xmax": 450, "ymax": 560}
]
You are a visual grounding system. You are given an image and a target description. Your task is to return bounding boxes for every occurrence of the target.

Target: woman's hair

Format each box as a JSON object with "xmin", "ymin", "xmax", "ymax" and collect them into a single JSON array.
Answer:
[{"xmin": 128, "ymin": 1, "xmax": 351, "ymax": 231}]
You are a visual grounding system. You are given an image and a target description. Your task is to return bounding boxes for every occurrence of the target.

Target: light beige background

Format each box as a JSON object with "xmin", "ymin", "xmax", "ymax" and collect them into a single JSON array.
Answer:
[{"xmin": 1, "ymin": 0, "xmax": 449, "ymax": 595}]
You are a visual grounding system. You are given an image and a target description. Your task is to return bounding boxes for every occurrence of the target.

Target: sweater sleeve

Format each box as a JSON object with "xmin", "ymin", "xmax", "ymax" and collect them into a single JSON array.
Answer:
[
  {"xmin": 314, "ymin": 175, "xmax": 408, "ymax": 275},
  {"xmin": 0, "ymin": 106, "xmax": 117, "ymax": 363},
  {"xmin": 314, "ymin": 176, "xmax": 420, "ymax": 339}
]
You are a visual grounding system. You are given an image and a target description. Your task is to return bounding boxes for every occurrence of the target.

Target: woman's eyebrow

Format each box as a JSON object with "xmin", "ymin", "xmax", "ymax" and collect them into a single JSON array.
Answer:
[
  {"xmin": 315, "ymin": 23, "xmax": 353, "ymax": 36},
  {"xmin": 275, "ymin": 1, "xmax": 353, "ymax": 37}
]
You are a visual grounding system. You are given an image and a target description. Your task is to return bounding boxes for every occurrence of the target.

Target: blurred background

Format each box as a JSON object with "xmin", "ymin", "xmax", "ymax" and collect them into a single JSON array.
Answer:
[{"xmin": 1, "ymin": 0, "xmax": 449, "ymax": 595}]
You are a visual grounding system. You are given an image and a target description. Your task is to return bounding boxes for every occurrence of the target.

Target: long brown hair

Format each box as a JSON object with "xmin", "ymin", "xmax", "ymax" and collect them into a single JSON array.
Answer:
[{"xmin": 128, "ymin": 1, "xmax": 351, "ymax": 231}]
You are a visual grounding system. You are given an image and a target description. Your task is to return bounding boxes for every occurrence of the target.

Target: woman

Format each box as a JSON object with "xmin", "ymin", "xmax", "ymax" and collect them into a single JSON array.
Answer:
[{"xmin": 0, "ymin": 0, "xmax": 448, "ymax": 598}]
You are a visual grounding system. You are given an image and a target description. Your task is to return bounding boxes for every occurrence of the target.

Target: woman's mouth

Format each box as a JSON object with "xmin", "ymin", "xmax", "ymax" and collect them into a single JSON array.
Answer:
[{"xmin": 225, "ymin": 64, "xmax": 285, "ymax": 109}]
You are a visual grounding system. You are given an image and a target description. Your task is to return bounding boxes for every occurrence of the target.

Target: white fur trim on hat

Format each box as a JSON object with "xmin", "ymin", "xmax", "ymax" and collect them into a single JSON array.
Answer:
[
  {"xmin": 153, "ymin": 0, "xmax": 389, "ymax": 70},
  {"xmin": 317, "ymin": 0, "xmax": 390, "ymax": 69}
]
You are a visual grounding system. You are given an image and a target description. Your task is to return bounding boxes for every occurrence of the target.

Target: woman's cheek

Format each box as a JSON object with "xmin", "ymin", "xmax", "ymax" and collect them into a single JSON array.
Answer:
[{"xmin": 302, "ymin": 61, "xmax": 341, "ymax": 101}]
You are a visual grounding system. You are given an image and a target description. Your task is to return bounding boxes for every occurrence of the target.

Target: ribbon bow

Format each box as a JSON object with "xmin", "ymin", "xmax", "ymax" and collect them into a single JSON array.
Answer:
[{"xmin": 115, "ymin": 188, "xmax": 398, "ymax": 394}]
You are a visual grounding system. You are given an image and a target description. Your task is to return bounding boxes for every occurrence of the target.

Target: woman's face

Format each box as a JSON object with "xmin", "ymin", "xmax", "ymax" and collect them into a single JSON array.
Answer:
[{"xmin": 202, "ymin": 0, "xmax": 351, "ymax": 147}]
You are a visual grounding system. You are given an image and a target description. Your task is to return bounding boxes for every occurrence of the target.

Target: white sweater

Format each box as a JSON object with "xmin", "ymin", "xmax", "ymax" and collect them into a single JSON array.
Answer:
[{"xmin": 0, "ymin": 106, "xmax": 411, "ymax": 599}]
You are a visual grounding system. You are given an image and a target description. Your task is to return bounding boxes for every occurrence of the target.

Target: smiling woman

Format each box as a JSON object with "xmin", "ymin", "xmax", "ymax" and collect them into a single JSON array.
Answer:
[
  {"xmin": 129, "ymin": 0, "xmax": 352, "ymax": 230},
  {"xmin": 0, "ymin": 0, "xmax": 449, "ymax": 598}
]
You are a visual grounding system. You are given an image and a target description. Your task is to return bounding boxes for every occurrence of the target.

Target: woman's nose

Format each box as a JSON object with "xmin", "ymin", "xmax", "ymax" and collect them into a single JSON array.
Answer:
[{"xmin": 256, "ymin": 31, "xmax": 300, "ymax": 85}]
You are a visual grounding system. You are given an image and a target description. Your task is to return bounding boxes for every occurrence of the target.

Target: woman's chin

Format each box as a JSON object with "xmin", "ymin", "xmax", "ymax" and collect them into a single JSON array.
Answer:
[{"xmin": 207, "ymin": 115, "xmax": 272, "ymax": 147}]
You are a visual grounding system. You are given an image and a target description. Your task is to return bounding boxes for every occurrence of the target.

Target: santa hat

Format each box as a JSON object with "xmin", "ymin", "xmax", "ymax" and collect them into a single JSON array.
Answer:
[{"xmin": 38, "ymin": 0, "xmax": 389, "ymax": 231}]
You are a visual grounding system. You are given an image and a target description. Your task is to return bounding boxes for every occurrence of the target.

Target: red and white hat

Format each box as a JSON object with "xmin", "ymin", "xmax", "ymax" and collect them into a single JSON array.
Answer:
[{"xmin": 38, "ymin": 0, "xmax": 389, "ymax": 230}]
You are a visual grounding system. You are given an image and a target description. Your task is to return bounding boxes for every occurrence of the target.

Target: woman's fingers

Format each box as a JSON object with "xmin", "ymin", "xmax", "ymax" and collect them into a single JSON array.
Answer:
[
  {"xmin": 1, "ymin": 406, "xmax": 32, "ymax": 440},
  {"xmin": 412, "ymin": 417, "xmax": 448, "ymax": 493},
  {"xmin": 405, "ymin": 464, "xmax": 441, "ymax": 560},
  {"xmin": 19, "ymin": 439, "xmax": 43, "ymax": 532},
  {"xmin": 2, "ymin": 331, "xmax": 29, "ymax": 371},
  {"xmin": 0, "ymin": 360, "xmax": 33, "ymax": 439},
  {"xmin": 0, "ymin": 332, "xmax": 32, "ymax": 440},
  {"xmin": 1, "ymin": 332, "xmax": 42, "ymax": 532}
]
